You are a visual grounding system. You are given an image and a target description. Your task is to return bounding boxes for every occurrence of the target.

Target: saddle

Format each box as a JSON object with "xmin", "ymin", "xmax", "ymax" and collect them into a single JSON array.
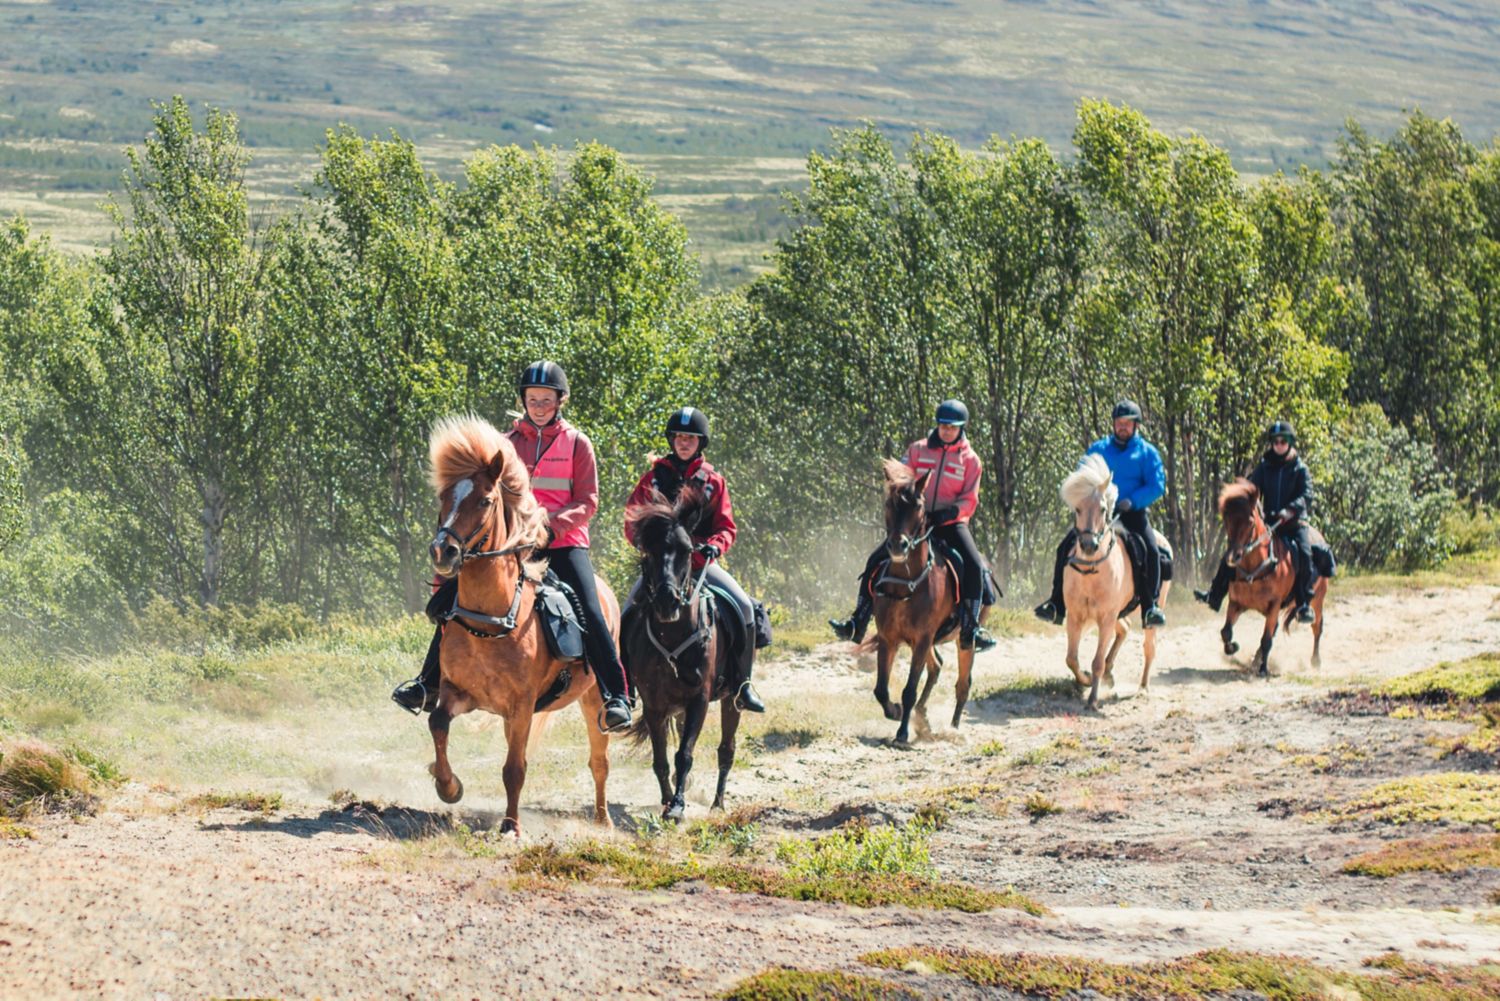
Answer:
[
  {"xmin": 532, "ymin": 571, "xmax": 589, "ymax": 711},
  {"xmin": 1307, "ymin": 526, "xmax": 1338, "ymax": 578},
  {"xmin": 1116, "ymin": 527, "xmax": 1173, "ymax": 620}
]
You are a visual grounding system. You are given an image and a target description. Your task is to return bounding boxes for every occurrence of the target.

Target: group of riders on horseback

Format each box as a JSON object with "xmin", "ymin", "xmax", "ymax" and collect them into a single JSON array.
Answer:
[
  {"xmin": 392, "ymin": 360, "xmax": 765, "ymax": 734},
  {"xmin": 392, "ymin": 362, "xmax": 1322, "ymax": 733}
]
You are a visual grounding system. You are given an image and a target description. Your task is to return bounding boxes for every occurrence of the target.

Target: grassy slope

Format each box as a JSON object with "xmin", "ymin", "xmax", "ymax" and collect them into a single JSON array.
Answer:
[{"xmin": 2, "ymin": 0, "xmax": 1499, "ymax": 277}]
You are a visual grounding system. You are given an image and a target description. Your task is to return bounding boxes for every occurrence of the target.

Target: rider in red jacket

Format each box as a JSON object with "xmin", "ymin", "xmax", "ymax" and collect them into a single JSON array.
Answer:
[
  {"xmin": 622, "ymin": 407, "xmax": 765, "ymax": 712},
  {"xmin": 829, "ymin": 399, "xmax": 997, "ymax": 652}
]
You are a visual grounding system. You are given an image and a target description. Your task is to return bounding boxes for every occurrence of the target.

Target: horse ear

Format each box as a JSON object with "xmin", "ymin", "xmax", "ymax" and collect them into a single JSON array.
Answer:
[
  {"xmin": 914, "ymin": 471, "xmax": 931, "ymax": 496},
  {"xmin": 486, "ymin": 448, "xmax": 505, "ymax": 485}
]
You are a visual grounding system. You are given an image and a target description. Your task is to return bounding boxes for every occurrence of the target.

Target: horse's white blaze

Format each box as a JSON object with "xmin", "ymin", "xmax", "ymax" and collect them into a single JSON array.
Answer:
[{"xmin": 443, "ymin": 478, "xmax": 473, "ymax": 529}]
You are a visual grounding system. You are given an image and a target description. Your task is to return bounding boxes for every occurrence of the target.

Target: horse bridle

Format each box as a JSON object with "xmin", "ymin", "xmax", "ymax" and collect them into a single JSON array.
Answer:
[
  {"xmin": 1228, "ymin": 514, "xmax": 1284, "ymax": 583},
  {"xmin": 644, "ymin": 554, "xmax": 714, "ymax": 669},
  {"xmin": 1067, "ymin": 497, "xmax": 1119, "ymax": 575},
  {"xmin": 873, "ymin": 523, "xmax": 935, "ymax": 599}
]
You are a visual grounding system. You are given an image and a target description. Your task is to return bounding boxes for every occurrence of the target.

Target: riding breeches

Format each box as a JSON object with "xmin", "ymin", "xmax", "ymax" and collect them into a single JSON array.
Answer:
[{"xmin": 546, "ymin": 546, "xmax": 628, "ymax": 699}]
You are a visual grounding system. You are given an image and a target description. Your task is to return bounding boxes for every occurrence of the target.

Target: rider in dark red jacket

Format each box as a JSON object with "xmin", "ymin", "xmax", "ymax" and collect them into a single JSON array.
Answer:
[{"xmin": 622, "ymin": 407, "xmax": 765, "ymax": 713}]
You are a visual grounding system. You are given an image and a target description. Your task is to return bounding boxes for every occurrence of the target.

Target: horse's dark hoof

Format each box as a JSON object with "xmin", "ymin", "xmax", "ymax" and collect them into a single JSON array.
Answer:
[
  {"xmin": 883, "ymin": 702, "xmax": 901, "ymax": 722},
  {"xmin": 1224, "ymin": 642, "xmax": 1239, "ymax": 656},
  {"xmin": 435, "ymin": 774, "xmax": 464, "ymax": 804},
  {"xmin": 951, "ymin": 709, "xmax": 964, "ymax": 730},
  {"xmin": 664, "ymin": 801, "xmax": 685, "ymax": 822},
  {"xmin": 1258, "ymin": 666, "xmax": 1270, "ymax": 679},
  {"xmin": 499, "ymin": 817, "xmax": 520, "ymax": 838}
]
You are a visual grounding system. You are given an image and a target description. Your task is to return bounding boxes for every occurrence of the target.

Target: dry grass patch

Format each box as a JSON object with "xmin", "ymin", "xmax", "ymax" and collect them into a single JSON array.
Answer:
[
  {"xmin": 1342, "ymin": 834, "xmax": 1500, "ymax": 877},
  {"xmin": 0, "ymin": 739, "xmax": 113, "ymax": 818},
  {"xmin": 1327, "ymin": 774, "xmax": 1500, "ymax": 829},
  {"xmin": 181, "ymin": 790, "xmax": 284, "ymax": 814},
  {"xmin": 861, "ymin": 947, "xmax": 1500, "ymax": 1000},
  {"xmin": 722, "ymin": 969, "xmax": 916, "ymax": 1000}
]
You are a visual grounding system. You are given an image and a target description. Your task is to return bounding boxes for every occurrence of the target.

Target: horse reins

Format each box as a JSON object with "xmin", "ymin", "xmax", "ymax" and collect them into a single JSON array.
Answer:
[
  {"xmin": 645, "ymin": 556, "xmax": 715, "ymax": 669},
  {"xmin": 1229, "ymin": 515, "xmax": 1284, "ymax": 583},
  {"xmin": 436, "ymin": 541, "xmax": 540, "ymax": 639},
  {"xmin": 1067, "ymin": 508, "xmax": 1121, "ymax": 576},
  {"xmin": 873, "ymin": 526, "xmax": 935, "ymax": 599}
]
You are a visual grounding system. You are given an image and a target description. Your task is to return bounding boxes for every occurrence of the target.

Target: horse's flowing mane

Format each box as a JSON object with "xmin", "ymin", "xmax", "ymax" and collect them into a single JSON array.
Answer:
[
  {"xmin": 1061, "ymin": 454, "xmax": 1118, "ymax": 509},
  {"xmin": 428, "ymin": 414, "xmax": 548, "ymax": 552},
  {"xmin": 883, "ymin": 458, "xmax": 917, "ymax": 496},
  {"xmin": 1218, "ymin": 478, "xmax": 1259, "ymax": 518},
  {"xmin": 625, "ymin": 486, "xmax": 709, "ymax": 552}
]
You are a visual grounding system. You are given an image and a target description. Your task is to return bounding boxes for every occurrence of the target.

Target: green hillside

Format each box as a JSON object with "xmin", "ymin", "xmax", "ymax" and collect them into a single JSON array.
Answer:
[{"xmin": 3, "ymin": 0, "xmax": 1499, "ymax": 278}]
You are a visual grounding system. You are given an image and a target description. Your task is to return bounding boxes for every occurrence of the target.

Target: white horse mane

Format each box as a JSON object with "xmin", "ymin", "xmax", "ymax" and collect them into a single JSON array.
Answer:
[{"xmin": 1060, "ymin": 453, "xmax": 1118, "ymax": 510}]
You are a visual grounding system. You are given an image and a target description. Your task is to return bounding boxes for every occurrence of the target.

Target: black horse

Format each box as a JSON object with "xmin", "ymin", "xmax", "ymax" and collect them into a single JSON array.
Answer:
[{"xmin": 622, "ymin": 488, "xmax": 742, "ymax": 821}]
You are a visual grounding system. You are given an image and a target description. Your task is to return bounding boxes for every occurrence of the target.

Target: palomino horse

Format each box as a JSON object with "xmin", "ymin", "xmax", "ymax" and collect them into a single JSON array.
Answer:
[
  {"xmin": 424, "ymin": 415, "xmax": 618, "ymax": 836},
  {"xmin": 1060, "ymin": 455, "xmax": 1171, "ymax": 710},
  {"xmin": 622, "ymin": 488, "xmax": 742, "ymax": 821},
  {"xmin": 868, "ymin": 459, "xmax": 985, "ymax": 745},
  {"xmin": 1215, "ymin": 479, "xmax": 1327, "ymax": 676}
]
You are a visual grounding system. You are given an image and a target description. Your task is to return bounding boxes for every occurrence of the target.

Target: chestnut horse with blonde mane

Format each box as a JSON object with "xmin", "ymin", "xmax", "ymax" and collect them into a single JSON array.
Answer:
[
  {"xmin": 1215, "ymin": 479, "xmax": 1327, "ymax": 676},
  {"xmin": 868, "ymin": 459, "xmax": 984, "ymax": 744},
  {"xmin": 424, "ymin": 415, "xmax": 618, "ymax": 836},
  {"xmin": 1060, "ymin": 455, "xmax": 1171, "ymax": 709}
]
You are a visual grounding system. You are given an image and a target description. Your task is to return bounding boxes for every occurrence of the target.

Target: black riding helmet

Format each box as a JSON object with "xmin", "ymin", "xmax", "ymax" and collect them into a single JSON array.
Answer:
[
  {"xmin": 1265, "ymin": 419, "xmax": 1296, "ymax": 445},
  {"xmin": 665, "ymin": 406, "xmax": 710, "ymax": 448},
  {"xmin": 1111, "ymin": 399, "xmax": 1144, "ymax": 423},
  {"xmin": 517, "ymin": 360, "xmax": 569, "ymax": 400},
  {"xmin": 935, "ymin": 399, "xmax": 969, "ymax": 427}
]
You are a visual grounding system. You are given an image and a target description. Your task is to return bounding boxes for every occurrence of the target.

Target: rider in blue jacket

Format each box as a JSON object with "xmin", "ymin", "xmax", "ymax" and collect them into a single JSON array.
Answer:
[{"xmin": 1035, "ymin": 400, "xmax": 1168, "ymax": 627}]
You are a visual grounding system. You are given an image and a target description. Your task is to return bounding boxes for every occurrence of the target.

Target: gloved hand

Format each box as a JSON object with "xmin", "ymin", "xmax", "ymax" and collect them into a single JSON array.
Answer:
[
  {"xmin": 1116, "ymin": 497, "xmax": 1133, "ymax": 513},
  {"xmin": 1274, "ymin": 508, "xmax": 1292, "ymax": 523},
  {"xmin": 927, "ymin": 505, "xmax": 958, "ymax": 524},
  {"xmin": 696, "ymin": 543, "xmax": 721, "ymax": 561}
]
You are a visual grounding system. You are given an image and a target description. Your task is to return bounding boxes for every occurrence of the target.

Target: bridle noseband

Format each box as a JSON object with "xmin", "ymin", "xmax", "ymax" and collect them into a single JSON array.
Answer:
[
  {"xmin": 873, "ymin": 518, "xmax": 935, "ymax": 599},
  {"xmin": 1228, "ymin": 513, "xmax": 1283, "ymax": 583},
  {"xmin": 1067, "ymin": 495, "xmax": 1119, "ymax": 575},
  {"xmin": 644, "ymin": 554, "xmax": 714, "ymax": 669}
]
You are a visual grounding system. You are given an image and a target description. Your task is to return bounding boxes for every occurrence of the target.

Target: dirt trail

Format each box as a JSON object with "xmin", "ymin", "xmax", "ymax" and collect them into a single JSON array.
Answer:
[{"xmin": 4, "ymin": 584, "xmax": 1500, "ymax": 999}]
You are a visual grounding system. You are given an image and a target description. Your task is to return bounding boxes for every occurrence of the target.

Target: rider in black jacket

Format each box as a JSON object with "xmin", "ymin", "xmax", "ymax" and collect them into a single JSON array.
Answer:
[{"xmin": 1195, "ymin": 420, "xmax": 1317, "ymax": 623}]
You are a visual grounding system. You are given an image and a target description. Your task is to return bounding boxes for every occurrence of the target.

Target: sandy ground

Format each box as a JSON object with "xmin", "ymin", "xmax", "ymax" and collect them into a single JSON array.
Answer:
[{"xmin": 4, "ymin": 583, "xmax": 1500, "ymax": 999}]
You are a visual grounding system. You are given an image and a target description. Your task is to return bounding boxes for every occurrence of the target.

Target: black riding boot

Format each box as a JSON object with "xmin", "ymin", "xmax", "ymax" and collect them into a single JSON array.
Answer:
[
  {"xmin": 732, "ymin": 629, "xmax": 766, "ymax": 713},
  {"xmin": 392, "ymin": 625, "xmax": 443, "ymax": 714},
  {"xmin": 1034, "ymin": 532, "xmax": 1073, "ymax": 624},
  {"xmin": 1193, "ymin": 561, "xmax": 1234, "ymax": 613},
  {"xmin": 960, "ymin": 599, "xmax": 998, "ymax": 653},
  {"xmin": 830, "ymin": 591, "xmax": 874, "ymax": 643}
]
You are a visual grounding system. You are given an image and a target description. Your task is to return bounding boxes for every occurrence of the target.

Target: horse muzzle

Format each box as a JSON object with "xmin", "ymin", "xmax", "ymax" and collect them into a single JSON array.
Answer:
[{"xmin": 430, "ymin": 537, "xmax": 462, "ymax": 578}]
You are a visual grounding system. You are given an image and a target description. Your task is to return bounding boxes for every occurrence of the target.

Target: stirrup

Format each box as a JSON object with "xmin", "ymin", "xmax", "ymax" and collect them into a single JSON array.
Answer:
[
  {"xmin": 972, "ymin": 628, "xmax": 998, "ymax": 653},
  {"xmin": 829, "ymin": 617, "xmax": 855, "ymax": 641},
  {"xmin": 1193, "ymin": 589, "xmax": 1211, "ymax": 605},
  {"xmin": 391, "ymin": 679, "xmax": 434, "ymax": 715},
  {"xmin": 598, "ymin": 699, "xmax": 633, "ymax": 735},
  {"xmin": 1295, "ymin": 604, "xmax": 1315, "ymax": 623},
  {"xmin": 1143, "ymin": 605, "xmax": 1167, "ymax": 627},
  {"xmin": 1033, "ymin": 601, "xmax": 1063, "ymax": 625},
  {"xmin": 734, "ymin": 681, "xmax": 766, "ymax": 714}
]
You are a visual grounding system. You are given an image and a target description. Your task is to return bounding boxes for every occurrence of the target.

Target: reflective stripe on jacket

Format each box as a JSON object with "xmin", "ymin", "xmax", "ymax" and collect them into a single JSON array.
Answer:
[
  {"xmin": 903, "ymin": 435, "xmax": 981, "ymax": 525},
  {"xmin": 506, "ymin": 417, "xmax": 596, "ymax": 549}
]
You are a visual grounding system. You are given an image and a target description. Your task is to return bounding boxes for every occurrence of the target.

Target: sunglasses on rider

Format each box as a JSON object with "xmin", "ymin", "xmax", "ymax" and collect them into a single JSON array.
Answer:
[{"xmin": 1272, "ymin": 436, "xmax": 1289, "ymax": 446}]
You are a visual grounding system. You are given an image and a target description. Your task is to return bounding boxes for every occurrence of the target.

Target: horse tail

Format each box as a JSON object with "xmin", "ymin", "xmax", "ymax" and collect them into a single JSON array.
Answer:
[
  {"xmin": 628, "ymin": 710, "xmax": 680, "ymax": 747},
  {"xmin": 527, "ymin": 709, "xmax": 555, "ymax": 754}
]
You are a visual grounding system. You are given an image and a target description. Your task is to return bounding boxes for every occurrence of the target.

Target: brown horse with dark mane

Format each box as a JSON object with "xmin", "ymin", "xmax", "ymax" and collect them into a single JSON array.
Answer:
[
  {"xmin": 424, "ymin": 415, "xmax": 617, "ymax": 836},
  {"xmin": 1215, "ymin": 478, "xmax": 1327, "ymax": 676},
  {"xmin": 623, "ymin": 487, "xmax": 742, "ymax": 821},
  {"xmin": 868, "ymin": 459, "xmax": 983, "ymax": 745}
]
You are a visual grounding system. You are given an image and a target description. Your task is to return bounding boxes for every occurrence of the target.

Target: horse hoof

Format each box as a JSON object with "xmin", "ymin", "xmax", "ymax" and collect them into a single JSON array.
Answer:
[
  {"xmin": 951, "ymin": 710, "xmax": 964, "ymax": 730},
  {"xmin": 1104, "ymin": 671, "xmax": 1116, "ymax": 690},
  {"xmin": 883, "ymin": 703, "xmax": 902, "ymax": 722},
  {"xmin": 1224, "ymin": 642, "xmax": 1239, "ymax": 656},
  {"xmin": 1311, "ymin": 655, "xmax": 1322, "ymax": 669},
  {"xmin": 499, "ymin": 817, "xmax": 520, "ymax": 839},
  {"xmin": 1257, "ymin": 665, "xmax": 1270, "ymax": 679},
  {"xmin": 664, "ymin": 802, "xmax": 685, "ymax": 822},
  {"xmin": 435, "ymin": 775, "xmax": 464, "ymax": 804}
]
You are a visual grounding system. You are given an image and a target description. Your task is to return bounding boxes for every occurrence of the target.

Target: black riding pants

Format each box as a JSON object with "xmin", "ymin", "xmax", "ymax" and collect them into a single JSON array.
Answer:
[
  {"xmin": 547, "ymin": 546, "xmax": 628, "ymax": 700},
  {"xmin": 854, "ymin": 522, "xmax": 985, "ymax": 605},
  {"xmin": 1048, "ymin": 509, "xmax": 1161, "ymax": 609}
]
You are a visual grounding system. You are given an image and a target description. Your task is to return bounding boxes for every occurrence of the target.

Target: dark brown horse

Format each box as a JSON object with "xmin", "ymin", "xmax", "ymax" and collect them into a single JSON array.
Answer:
[
  {"xmin": 623, "ymin": 488, "xmax": 741, "ymax": 821},
  {"xmin": 1216, "ymin": 479, "xmax": 1328, "ymax": 676},
  {"xmin": 424, "ymin": 416, "xmax": 617, "ymax": 837},
  {"xmin": 868, "ymin": 459, "xmax": 983, "ymax": 745}
]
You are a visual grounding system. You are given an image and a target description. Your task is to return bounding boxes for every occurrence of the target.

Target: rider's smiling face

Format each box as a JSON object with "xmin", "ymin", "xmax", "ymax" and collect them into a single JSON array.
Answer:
[{"xmin": 523, "ymin": 388, "xmax": 560, "ymax": 423}]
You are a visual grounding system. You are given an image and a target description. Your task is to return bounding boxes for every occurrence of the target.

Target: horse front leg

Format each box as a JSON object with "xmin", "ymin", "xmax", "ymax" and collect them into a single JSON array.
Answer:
[
  {"xmin": 951, "ymin": 643, "xmax": 974, "ymax": 730},
  {"xmin": 1140, "ymin": 619, "xmax": 1157, "ymax": 696},
  {"xmin": 1103, "ymin": 618, "xmax": 1126, "ymax": 690},
  {"xmin": 1222, "ymin": 600, "xmax": 1244, "ymax": 656},
  {"xmin": 1311, "ymin": 583, "xmax": 1327, "ymax": 668},
  {"xmin": 874, "ymin": 637, "xmax": 901, "ymax": 722},
  {"xmin": 712, "ymin": 700, "xmax": 743, "ymax": 812},
  {"xmin": 915, "ymin": 648, "xmax": 942, "ymax": 712},
  {"xmin": 580, "ymin": 688, "xmax": 611, "ymax": 828},
  {"xmin": 500, "ymin": 709, "xmax": 535, "ymax": 837},
  {"xmin": 646, "ymin": 708, "xmax": 673, "ymax": 812},
  {"xmin": 1086, "ymin": 615, "xmax": 1112, "ymax": 710},
  {"xmin": 1064, "ymin": 612, "xmax": 1088, "ymax": 691},
  {"xmin": 895, "ymin": 638, "xmax": 931, "ymax": 745},
  {"xmin": 1255, "ymin": 602, "xmax": 1280, "ymax": 678},
  {"xmin": 427, "ymin": 703, "xmax": 464, "ymax": 805},
  {"xmin": 667, "ymin": 697, "xmax": 709, "ymax": 822}
]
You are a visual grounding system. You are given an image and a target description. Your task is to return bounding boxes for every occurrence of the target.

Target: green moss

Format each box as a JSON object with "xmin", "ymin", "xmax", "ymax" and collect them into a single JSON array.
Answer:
[
  {"xmin": 721, "ymin": 969, "xmax": 917, "ymax": 1001},
  {"xmin": 860, "ymin": 947, "xmax": 1500, "ymax": 1000},
  {"xmin": 1376, "ymin": 653, "xmax": 1500, "ymax": 703},
  {"xmin": 0, "ymin": 819, "xmax": 34, "ymax": 839},
  {"xmin": 1341, "ymin": 834, "xmax": 1500, "ymax": 877},
  {"xmin": 1330, "ymin": 774, "xmax": 1500, "ymax": 829}
]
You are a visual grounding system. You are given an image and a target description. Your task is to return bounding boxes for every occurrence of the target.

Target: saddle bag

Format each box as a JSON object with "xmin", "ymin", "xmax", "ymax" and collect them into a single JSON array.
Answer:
[
  {"xmin": 1312, "ymin": 542, "xmax": 1337, "ymax": 579},
  {"xmin": 753, "ymin": 600, "xmax": 773, "ymax": 650},
  {"xmin": 536, "ymin": 573, "xmax": 587, "ymax": 663}
]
